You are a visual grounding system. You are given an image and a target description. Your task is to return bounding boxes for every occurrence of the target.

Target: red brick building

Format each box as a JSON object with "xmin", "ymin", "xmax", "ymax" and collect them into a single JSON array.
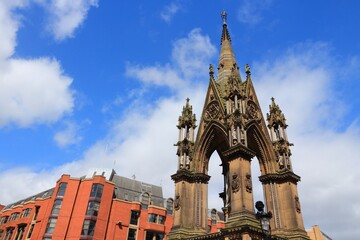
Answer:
[{"xmin": 0, "ymin": 169, "xmax": 174, "ymax": 240}]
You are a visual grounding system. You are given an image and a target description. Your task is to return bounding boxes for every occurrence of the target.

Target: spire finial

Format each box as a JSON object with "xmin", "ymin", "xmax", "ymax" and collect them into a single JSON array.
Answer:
[
  {"xmin": 221, "ymin": 10, "xmax": 227, "ymax": 25},
  {"xmin": 209, "ymin": 64, "xmax": 214, "ymax": 78}
]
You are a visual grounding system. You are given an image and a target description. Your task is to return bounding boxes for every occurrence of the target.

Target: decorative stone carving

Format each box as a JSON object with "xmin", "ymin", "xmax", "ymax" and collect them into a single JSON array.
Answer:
[
  {"xmin": 246, "ymin": 101, "xmax": 259, "ymax": 119},
  {"xmin": 174, "ymin": 194, "xmax": 181, "ymax": 210},
  {"xmin": 245, "ymin": 173, "xmax": 252, "ymax": 193},
  {"xmin": 295, "ymin": 196, "xmax": 301, "ymax": 213},
  {"xmin": 204, "ymin": 101, "xmax": 220, "ymax": 120},
  {"xmin": 231, "ymin": 173, "xmax": 240, "ymax": 193}
]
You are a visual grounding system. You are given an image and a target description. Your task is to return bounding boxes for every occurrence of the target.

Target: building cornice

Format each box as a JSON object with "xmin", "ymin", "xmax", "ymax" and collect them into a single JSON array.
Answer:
[
  {"xmin": 259, "ymin": 171, "xmax": 301, "ymax": 184},
  {"xmin": 171, "ymin": 169, "xmax": 211, "ymax": 184}
]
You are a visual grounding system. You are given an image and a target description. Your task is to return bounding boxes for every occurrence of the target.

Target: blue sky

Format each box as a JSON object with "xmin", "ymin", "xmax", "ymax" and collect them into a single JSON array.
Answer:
[{"xmin": 1, "ymin": 0, "xmax": 360, "ymax": 239}]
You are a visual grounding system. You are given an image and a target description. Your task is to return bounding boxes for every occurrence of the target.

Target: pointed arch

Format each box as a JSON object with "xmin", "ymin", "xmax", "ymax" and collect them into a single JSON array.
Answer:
[
  {"xmin": 193, "ymin": 121, "xmax": 229, "ymax": 174},
  {"xmin": 246, "ymin": 121, "xmax": 277, "ymax": 174}
]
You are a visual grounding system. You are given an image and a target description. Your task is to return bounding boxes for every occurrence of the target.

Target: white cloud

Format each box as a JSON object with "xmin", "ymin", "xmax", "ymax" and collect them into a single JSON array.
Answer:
[
  {"xmin": 42, "ymin": 0, "xmax": 98, "ymax": 41},
  {"xmin": 126, "ymin": 64, "xmax": 184, "ymax": 90},
  {"xmin": 0, "ymin": 58, "xmax": 74, "ymax": 127},
  {"xmin": 172, "ymin": 28, "xmax": 217, "ymax": 79},
  {"xmin": 0, "ymin": 0, "xmax": 27, "ymax": 60},
  {"xmin": 0, "ymin": 1, "xmax": 76, "ymax": 128},
  {"xmin": 160, "ymin": 2, "xmax": 181, "ymax": 23},
  {"xmin": 54, "ymin": 121, "xmax": 82, "ymax": 147},
  {"xmin": 237, "ymin": 0, "xmax": 272, "ymax": 25},
  {"xmin": 252, "ymin": 43, "xmax": 360, "ymax": 239},
  {"xmin": 126, "ymin": 28, "xmax": 216, "ymax": 90}
]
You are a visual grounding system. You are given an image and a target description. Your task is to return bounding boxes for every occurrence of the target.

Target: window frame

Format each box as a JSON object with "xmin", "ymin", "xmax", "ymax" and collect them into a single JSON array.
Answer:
[
  {"xmin": 130, "ymin": 211, "xmax": 140, "ymax": 225},
  {"xmin": 81, "ymin": 219, "xmax": 96, "ymax": 236},
  {"xmin": 127, "ymin": 228, "xmax": 137, "ymax": 240},
  {"xmin": 86, "ymin": 201, "xmax": 100, "ymax": 217},
  {"xmin": 90, "ymin": 184, "xmax": 104, "ymax": 199},
  {"xmin": 57, "ymin": 182, "xmax": 68, "ymax": 197},
  {"xmin": 45, "ymin": 217, "xmax": 57, "ymax": 234},
  {"xmin": 51, "ymin": 199, "xmax": 63, "ymax": 215}
]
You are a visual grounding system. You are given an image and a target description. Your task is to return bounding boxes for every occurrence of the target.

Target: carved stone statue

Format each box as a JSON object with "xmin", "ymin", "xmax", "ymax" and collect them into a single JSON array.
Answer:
[
  {"xmin": 295, "ymin": 196, "xmax": 301, "ymax": 213},
  {"xmin": 245, "ymin": 173, "xmax": 252, "ymax": 193},
  {"xmin": 232, "ymin": 127, "xmax": 238, "ymax": 145},
  {"xmin": 174, "ymin": 194, "xmax": 181, "ymax": 210},
  {"xmin": 231, "ymin": 173, "xmax": 240, "ymax": 193}
]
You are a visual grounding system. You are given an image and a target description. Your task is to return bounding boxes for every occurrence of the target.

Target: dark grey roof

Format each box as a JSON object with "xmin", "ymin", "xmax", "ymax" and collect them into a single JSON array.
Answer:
[
  {"xmin": 111, "ymin": 175, "xmax": 164, "ymax": 207},
  {"xmin": 2, "ymin": 188, "xmax": 55, "ymax": 211}
]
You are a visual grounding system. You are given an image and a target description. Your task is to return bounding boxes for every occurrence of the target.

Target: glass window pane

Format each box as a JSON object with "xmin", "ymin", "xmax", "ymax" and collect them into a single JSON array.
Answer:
[
  {"xmin": 51, "ymin": 199, "xmax": 62, "ymax": 215},
  {"xmin": 57, "ymin": 183, "xmax": 67, "ymax": 197},
  {"xmin": 158, "ymin": 215, "xmax": 166, "ymax": 224},
  {"xmin": 45, "ymin": 218, "xmax": 57, "ymax": 234},
  {"xmin": 148, "ymin": 214, "xmax": 157, "ymax": 223},
  {"xmin": 130, "ymin": 211, "xmax": 139, "ymax": 225},
  {"xmin": 127, "ymin": 229, "xmax": 136, "ymax": 240},
  {"xmin": 86, "ymin": 201, "xmax": 100, "ymax": 216},
  {"xmin": 90, "ymin": 184, "xmax": 104, "ymax": 198},
  {"xmin": 81, "ymin": 219, "xmax": 96, "ymax": 236}
]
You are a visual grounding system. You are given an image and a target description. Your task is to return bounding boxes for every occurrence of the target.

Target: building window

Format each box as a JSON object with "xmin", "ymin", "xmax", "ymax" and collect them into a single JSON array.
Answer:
[
  {"xmin": 166, "ymin": 198, "xmax": 174, "ymax": 215},
  {"xmin": 4, "ymin": 227, "xmax": 14, "ymax": 240},
  {"xmin": 141, "ymin": 192, "xmax": 150, "ymax": 210},
  {"xmin": 90, "ymin": 184, "xmax": 103, "ymax": 199},
  {"xmin": 158, "ymin": 215, "xmax": 166, "ymax": 224},
  {"xmin": 15, "ymin": 225, "xmax": 26, "ymax": 240},
  {"xmin": 45, "ymin": 217, "xmax": 57, "ymax": 234},
  {"xmin": 57, "ymin": 182, "xmax": 68, "ymax": 197},
  {"xmin": 51, "ymin": 199, "xmax": 63, "ymax": 215},
  {"xmin": 34, "ymin": 206, "xmax": 40, "ymax": 220},
  {"xmin": 146, "ymin": 231, "xmax": 164, "ymax": 240},
  {"xmin": 21, "ymin": 208, "xmax": 32, "ymax": 218},
  {"xmin": 0, "ymin": 216, "xmax": 9, "ymax": 224},
  {"xmin": 27, "ymin": 224, "xmax": 35, "ymax": 238},
  {"xmin": 130, "ymin": 211, "xmax": 139, "ymax": 225},
  {"xmin": 86, "ymin": 201, "xmax": 100, "ymax": 216},
  {"xmin": 148, "ymin": 214, "xmax": 157, "ymax": 223},
  {"xmin": 211, "ymin": 209, "xmax": 217, "ymax": 225},
  {"xmin": 127, "ymin": 228, "xmax": 137, "ymax": 240},
  {"xmin": 81, "ymin": 219, "xmax": 96, "ymax": 236},
  {"xmin": 9, "ymin": 212, "xmax": 19, "ymax": 222}
]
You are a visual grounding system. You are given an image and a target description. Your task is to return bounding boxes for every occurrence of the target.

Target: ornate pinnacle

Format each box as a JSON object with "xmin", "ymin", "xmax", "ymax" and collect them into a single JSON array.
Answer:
[
  {"xmin": 267, "ymin": 97, "xmax": 287, "ymax": 127},
  {"xmin": 178, "ymin": 98, "xmax": 196, "ymax": 128},
  {"xmin": 245, "ymin": 64, "xmax": 251, "ymax": 75},
  {"xmin": 209, "ymin": 64, "xmax": 214, "ymax": 78},
  {"xmin": 221, "ymin": 10, "xmax": 227, "ymax": 25}
]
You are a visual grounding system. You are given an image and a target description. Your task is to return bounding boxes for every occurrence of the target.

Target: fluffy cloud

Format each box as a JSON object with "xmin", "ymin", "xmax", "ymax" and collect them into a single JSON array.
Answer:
[
  {"xmin": 160, "ymin": 2, "xmax": 181, "ymax": 23},
  {"xmin": 253, "ymin": 43, "xmax": 360, "ymax": 239},
  {"xmin": 0, "ymin": 58, "xmax": 73, "ymax": 127},
  {"xmin": 126, "ymin": 28, "xmax": 217, "ymax": 90},
  {"xmin": 42, "ymin": 0, "xmax": 99, "ymax": 41},
  {"xmin": 0, "ymin": 1, "xmax": 75, "ymax": 128},
  {"xmin": 0, "ymin": 0, "xmax": 26, "ymax": 60},
  {"xmin": 237, "ymin": 0, "xmax": 272, "ymax": 25},
  {"xmin": 54, "ymin": 120, "xmax": 82, "ymax": 147}
]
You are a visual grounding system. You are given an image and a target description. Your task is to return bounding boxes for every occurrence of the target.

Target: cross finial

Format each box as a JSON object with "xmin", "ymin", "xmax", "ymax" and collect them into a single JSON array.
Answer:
[{"xmin": 221, "ymin": 10, "xmax": 227, "ymax": 25}]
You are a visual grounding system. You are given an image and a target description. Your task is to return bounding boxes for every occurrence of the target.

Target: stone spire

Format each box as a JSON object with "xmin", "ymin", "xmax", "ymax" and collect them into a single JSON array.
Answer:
[
  {"xmin": 175, "ymin": 98, "xmax": 196, "ymax": 170},
  {"xmin": 267, "ymin": 97, "xmax": 293, "ymax": 171},
  {"xmin": 217, "ymin": 11, "xmax": 240, "ymax": 83}
]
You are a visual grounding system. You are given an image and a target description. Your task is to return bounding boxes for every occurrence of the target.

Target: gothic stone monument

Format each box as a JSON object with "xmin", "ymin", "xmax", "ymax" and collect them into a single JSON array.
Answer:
[{"xmin": 168, "ymin": 12, "xmax": 309, "ymax": 240}]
